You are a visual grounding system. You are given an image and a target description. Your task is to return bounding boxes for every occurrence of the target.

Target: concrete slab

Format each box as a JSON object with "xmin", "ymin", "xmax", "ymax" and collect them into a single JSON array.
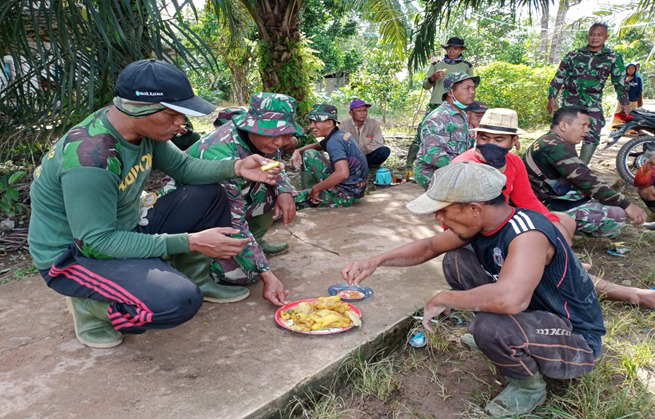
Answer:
[{"xmin": 0, "ymin": 183, "xmax": 448, "ymax": 419}]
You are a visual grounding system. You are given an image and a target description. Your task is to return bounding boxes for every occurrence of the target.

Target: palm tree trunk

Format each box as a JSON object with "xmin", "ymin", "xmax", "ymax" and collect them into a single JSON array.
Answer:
[{"xmin": 539, "ymin": 5, "xmax": 550, "ymax": 62}]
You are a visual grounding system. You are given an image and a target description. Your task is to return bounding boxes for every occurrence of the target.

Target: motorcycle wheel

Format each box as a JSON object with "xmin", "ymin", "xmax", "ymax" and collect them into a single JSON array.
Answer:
[{"xmin": 615, "ymin": 135, "xmax": 655, "ymax": 183}]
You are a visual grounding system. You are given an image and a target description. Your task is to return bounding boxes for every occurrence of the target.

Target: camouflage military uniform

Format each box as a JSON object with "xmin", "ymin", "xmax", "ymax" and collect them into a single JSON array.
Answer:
[
  {"xmin": 549, "ymin": 46, "xmax": 628, "ymax": 146},
  {"xmin": 185, "ymin": 93, "xmax": 302, "ymax": 284},
  {"xmin": 295, "ymin": 104, "xmax": 369, "ymax": 209},
  {"xmin": 523, "ymin": 131, "xmax": 629, "ymax": 238},
  {"xmin": 413, "ymin": 100, "xmax": 473, "ymax": 189}
]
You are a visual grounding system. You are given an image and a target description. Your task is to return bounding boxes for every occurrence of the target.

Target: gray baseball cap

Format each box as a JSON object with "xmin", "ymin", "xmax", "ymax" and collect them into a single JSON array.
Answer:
[{"xmin": 406, "ymin": 162, "xmax": 506, "ymax": 215}]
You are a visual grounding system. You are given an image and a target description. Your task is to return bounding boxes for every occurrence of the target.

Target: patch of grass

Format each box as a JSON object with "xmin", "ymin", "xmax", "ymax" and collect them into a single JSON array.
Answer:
[
  {"xmin": 285, "ymin": 390, "xmax": 350, "ymax": 419},
  {"xmin": 347, "ymin": 351, "xmax": 398, "ymax": 402},
  {"xmin": 14, "ymin": 264, "xmax": 38, "ymax": 279}
]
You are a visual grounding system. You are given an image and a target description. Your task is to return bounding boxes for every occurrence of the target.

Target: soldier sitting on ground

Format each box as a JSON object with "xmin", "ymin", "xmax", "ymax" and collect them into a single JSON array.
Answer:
[
  {"xmin": 523, "ymin": 106, "xmax": 647, "ymax": 238},
  {"xmin": 413, "ymin": 72, "xmax": 479, "ymax": 189},
  {"xmin": 292, "ymin": 104, "xmax": 369, "ymax": 209}
]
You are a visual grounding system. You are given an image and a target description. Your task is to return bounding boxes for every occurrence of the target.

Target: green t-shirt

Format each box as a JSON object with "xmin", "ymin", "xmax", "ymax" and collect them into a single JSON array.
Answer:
[
  {"xmin": 422, "ymin": 59, "xmax": 474, "ymax": 105},
  {"xmin": 28, "ymin": 108, "xmax": 236, "ymax": 269}
]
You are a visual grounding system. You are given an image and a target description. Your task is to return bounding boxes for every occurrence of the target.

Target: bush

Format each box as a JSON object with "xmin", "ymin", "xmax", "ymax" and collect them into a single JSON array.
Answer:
[{"xmin": 475, "ymin": 62, "xmax": 556, "ymax": 129}]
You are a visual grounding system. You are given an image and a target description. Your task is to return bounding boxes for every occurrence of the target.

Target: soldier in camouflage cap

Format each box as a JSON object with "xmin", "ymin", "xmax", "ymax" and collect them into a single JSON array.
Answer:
[
  {"xmin": 523, "ymin": 107, "xmax": 647, "ymax": 238},
  {"xmin": 413, "ymin": 71, "xmax": 479, "ymax": 190},
  {"xmin": 27, "ymin": 60, "xmax": 286, "ymax": 349},
  {"xmin": 213, "ymin": 107, "xmax": 247, "ymax": 128},
  {"xmin": 548, "ymin": 22, "xmax": 630, "ymax": 165},
  {"xmin": 175, "ymin": 93, "xmax": 300, "ymax": 302},
  {"xmin": 291, "ymin": 103, "xmax": 369, "ymax": 209}
]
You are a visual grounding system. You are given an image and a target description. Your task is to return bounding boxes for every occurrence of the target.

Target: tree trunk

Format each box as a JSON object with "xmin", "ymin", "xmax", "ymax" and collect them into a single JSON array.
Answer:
[
  {"xmin": 549, "ymin": 0, "xmax": 582, "ymax": 65},
  {"xmin": 539, "ymin": 4, "xmax": 550, "ymax": 62},
  {"xmin": 227, "ymin": 62, "xmax": 251, "ymax": 104}
]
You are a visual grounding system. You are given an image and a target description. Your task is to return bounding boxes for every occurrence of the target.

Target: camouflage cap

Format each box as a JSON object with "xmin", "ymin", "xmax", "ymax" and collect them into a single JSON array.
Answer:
[
  {"xmin": 308, "ymin": 104, "xmax": 338, "ymax": 122},
  {"xmin": 233, "ymin": 92, "xmax": 304, "ymax": 137},
  {"xmin": 442, "ymin": 72, "xmax": 481, "ymax": 97},
  {"xmin": 213, "ymin": 107, "xmax": 247, "ymax": 128}
]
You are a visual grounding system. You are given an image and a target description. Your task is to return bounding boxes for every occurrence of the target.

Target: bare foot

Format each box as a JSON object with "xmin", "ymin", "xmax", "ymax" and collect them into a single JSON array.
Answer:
[
  {"xmin": 637, "ymin": 288, "xmax": 655, "ymax": 309},
  {"xmin": 582, "ymin": 262, "xmax": 592, "ymax": 271}
]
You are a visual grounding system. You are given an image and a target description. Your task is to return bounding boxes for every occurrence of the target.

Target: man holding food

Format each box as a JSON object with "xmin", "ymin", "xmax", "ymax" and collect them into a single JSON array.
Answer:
[
  {"xmin": 406, "ymin": 37, "xmax": 474, "ymax": 168},
  {"xmin": 182, "ymin": 93, "xmax": 300, "ymax": 296},
  {"xmin": 292, "ymin": 104, "xmax": 369, "ymax": 209},
  {"xmin": 27, "ymin": 60, "xmax": 285, "ymax": 349},
  {"xmin": 341, "ymin": 162, "xmax": 605, "ymax": 417}
]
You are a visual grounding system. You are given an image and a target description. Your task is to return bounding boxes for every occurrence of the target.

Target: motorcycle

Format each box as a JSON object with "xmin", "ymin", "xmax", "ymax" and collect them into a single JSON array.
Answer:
[{"xmin": 605, "ymin": 108, "xmax": 655, "ymax": 183}]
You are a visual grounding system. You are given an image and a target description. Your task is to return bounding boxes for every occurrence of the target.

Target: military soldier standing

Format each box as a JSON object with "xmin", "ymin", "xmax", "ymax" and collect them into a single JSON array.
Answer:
[
  {"xmin": 547, "ymin": 22, "xmax": 630, "ymax": 165},
  {"xmin": 413, "ymin": 72, "xmax": 479, "ymax": 189},
  {"xmin": 406, "ymin": 37, "xmax": 474, "ymax": 169}
]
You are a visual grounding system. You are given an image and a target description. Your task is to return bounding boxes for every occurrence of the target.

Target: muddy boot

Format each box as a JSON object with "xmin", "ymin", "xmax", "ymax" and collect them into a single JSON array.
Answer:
[
  {"xmin": 173, "ymin": 252, "xmax": 250, "ymax": 303},
  {"xmin": 66, "ymin": 297, "xmax": 123, "ymax": 349},
  {"xmin": 248, "ymin": 212, "xmax": 288, "ymax": 255},
  {"xmin": 579, "ymin": 143, "xmax": 598, "ymax": 165},
  {"xmin": 485, "ymin": 372, "xmax": 547, "ymax": 417}
]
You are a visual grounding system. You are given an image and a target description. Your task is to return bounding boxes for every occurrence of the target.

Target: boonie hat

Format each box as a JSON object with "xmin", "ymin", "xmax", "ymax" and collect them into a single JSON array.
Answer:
[
  {"xmin": 406, "ymin": 162, "xmax": 506, "ymax": 215},
  {"xmin": 470, "ymin": 108, "xmax": 526, "ymax": 135},
  {"xmin": 233, "ymin": 92, "xmax": 304, "ymax": 137},
  {"xmin": 214, "ymin": 107, "xmax": 247, "ymax": 128},
  {"xmin": 442, "ymin": 72, "xmax": 481, "ymax": 100},
  {"xmin": 309, "ymin": 104, "xmax": 339, "ymax": 122},
  {"xmin": 349, "ymin": 99, "xmax": 372, "ymax": 111},
  {"xmin": 442, "ymin": 37, "xmax": 466, "ymax": 49},
  {"xmin": 465, "ymin": 100, "xmax": 488, "ymax": 113},
  {"xmin": 115, "ymin": 59, "xmax": 216, "ymax": 117}
]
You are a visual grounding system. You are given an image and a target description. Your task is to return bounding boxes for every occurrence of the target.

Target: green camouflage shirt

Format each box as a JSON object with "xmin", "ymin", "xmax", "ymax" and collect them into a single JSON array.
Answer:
[
  {"xmin": 187, "ymin": 122, "xmax": 297, "ymax": 276},
  {"xmin": 415, "ymin": 101, "xmax": 473, "ymax": 172},
  {"xmin": 522, "ymin": 131, "xmax": 630, "ymax": 209},
  {"xmin": 548, "ymin": 46, "xmax": 628, "ymax": 107}
]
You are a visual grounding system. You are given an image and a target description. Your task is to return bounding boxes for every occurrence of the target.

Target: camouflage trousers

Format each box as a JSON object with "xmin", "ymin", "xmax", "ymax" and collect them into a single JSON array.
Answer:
[
  {"xmin": 210, "ymin": 182, "xmax": 276, "ymax": 285},
  {"xmin": 406, "ymin": 103, "xmax": 441, "ymax": 168},
  {"xmin": 561, "ymin": 199, "xmax": 626, "ymax": 238},
  {"xmin": 294, "ymin": 149, "xmax": 360, "ymax": 209},
  {"xmin": 413, "ymin": 162, "xmax": 433, "ymax": 190}
]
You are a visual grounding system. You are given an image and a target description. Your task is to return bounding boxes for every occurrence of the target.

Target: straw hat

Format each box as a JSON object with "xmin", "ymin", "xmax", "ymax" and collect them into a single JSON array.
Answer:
[{"xmin": 470, "ymin": 108, "xmax": 526, "ymax": 135}]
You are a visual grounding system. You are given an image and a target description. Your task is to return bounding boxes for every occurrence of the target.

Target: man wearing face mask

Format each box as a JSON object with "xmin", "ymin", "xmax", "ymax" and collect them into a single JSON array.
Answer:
[
  {"xmin": 523, "ymin": 107, "xmax": 647, "ymax": 238},
  {"xmin": 413, "ymin": 72, "xmax": 479, "ymax": 190}
]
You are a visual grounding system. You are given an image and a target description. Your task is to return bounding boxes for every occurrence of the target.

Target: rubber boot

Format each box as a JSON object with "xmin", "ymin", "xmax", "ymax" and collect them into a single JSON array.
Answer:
[
  {"xmin": 579, "ymin": 143, "xmax": 598, "ymax": 166},
  {"xmin": 173, "ymin": 252, "xmax": 250, "ymax": 303},
  {"xmin": 300, "ymin": 171, "xmax": 318, "ymax": 190},
  {"xmin": 248, "ymin": 212, "xmax": 288, "ymax": 255},
  {"xmin": 66, "ymin": 297, "xmax": 123, "ymax": 349},
  {"xmin": 460, "ymin": 333, "xmax": 479, "ymax": 351},
  {"xmin": 485, "ymin": 372, "xmax": 547, "ymax": 417},
  {"xmin": 406, "ymin": 138, "xmax": 420, "ymax": 168}
]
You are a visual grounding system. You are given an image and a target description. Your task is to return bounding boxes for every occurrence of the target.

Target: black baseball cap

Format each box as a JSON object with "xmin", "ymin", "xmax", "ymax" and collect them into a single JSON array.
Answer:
[
  {"xmin": 465, "ymin": 100, "xmax": 488, "ymax": 113},
  {"xmin": 115, "ymin": 59, "xmax": 216, "ymax": 117}
]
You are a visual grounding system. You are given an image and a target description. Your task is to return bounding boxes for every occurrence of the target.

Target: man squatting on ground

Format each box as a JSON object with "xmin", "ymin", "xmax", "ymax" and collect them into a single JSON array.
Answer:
[
  {"xmin": 180, "ymin": 93, "xmax": 302, "ymax": 291},
  {"xmin": 548, "ymin": 22, "xmax": 630, "ymax": 165},
  {"xmin": 291, "ymin": 104, "xmax": 369, "ymax": 209},
  {"xmin": 340, "ymin": 99, "xmax": 391, "ymax": 168},
  {"xmin": 407, "ymin": 37, "xmax": 474, "ymax": 168},
  {"xmin": 523, "ymin": 107, "xmax": 647, "ymax": 239},
  {"xmin": 342, "ymin": 162, "xmax": 606, "ymax": 417},
  {"xmin": 27, "ymin": 60, "xmax": 287, "ymax": 349},
  {"xmin": 455, "ymin": 108, "xmax": 655, "ymax": 308},
  {"xmin": 413, "ymin": 72, "xmax": 479, "ymax": 189}
]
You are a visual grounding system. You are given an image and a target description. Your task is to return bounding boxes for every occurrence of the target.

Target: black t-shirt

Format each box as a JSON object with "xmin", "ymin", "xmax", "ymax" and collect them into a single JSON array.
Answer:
[{"xmin": 470, "ymin": 208, "xmax": 605, "ymax": 356}]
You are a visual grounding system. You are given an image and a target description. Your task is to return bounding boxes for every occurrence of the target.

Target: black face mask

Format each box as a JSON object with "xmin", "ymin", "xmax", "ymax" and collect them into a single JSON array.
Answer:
[{"xmin": 476, "ymin": 143, "xmax": 511, "ymax": 168}]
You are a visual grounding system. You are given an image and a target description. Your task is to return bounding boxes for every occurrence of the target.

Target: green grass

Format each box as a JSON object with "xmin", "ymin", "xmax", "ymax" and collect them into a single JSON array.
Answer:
[
  {"xmin": 346, "ymin": 351, "xmax": 398, "ymax": 402},
  {"xmin": 1, "ymin": 264, "xmax": 38, "ymax": 285}
]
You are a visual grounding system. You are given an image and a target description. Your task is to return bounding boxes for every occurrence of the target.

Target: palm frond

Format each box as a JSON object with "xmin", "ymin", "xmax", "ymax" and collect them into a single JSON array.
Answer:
[
  {"xmin": 409, "ymin": 0, "xmax": 549, "ymax": 70},
  {"xmin": 0, "ymin": 0, "xmax": 218, "ymax": 159},
  {"xmin": 354, "ymin": 0, "xmax": 412, "ymax": 58}
]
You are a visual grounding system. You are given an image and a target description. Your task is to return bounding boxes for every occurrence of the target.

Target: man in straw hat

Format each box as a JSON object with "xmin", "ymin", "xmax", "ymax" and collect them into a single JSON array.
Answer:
[
  {"xmin": 413, "ymin": 72, "xmax": 479, "ymax": 190},
  {"xmin": 291, "ymin": 104, "xmax": 369, "ymax": 209},
  {"xmin": 341, "ymin": 161, "xmax": 605, "ymax": 417},
  {"xmin": 523, "ymin": 106, "xmax": 647, "ymax": 238},
  {"xmin": 27, "ymin": 60, "xmax": 285, "ymax": 349},
  {"xmin": 406, "ymin": 37, "xmax": 474, "ymax": 168},
  {"xmin": 182, "ymin": 93, "xmax": 302, "ymax": 303}
]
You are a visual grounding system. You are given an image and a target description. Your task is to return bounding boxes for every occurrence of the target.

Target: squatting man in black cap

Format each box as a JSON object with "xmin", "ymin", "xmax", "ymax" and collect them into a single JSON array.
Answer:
[
  {"xmin": 341, "ymin": 162, "xmax": 606, "ymax": 417},
  {"xmin": 27, "ymin": 59, "xmax": 285, "ymax": 349}
]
